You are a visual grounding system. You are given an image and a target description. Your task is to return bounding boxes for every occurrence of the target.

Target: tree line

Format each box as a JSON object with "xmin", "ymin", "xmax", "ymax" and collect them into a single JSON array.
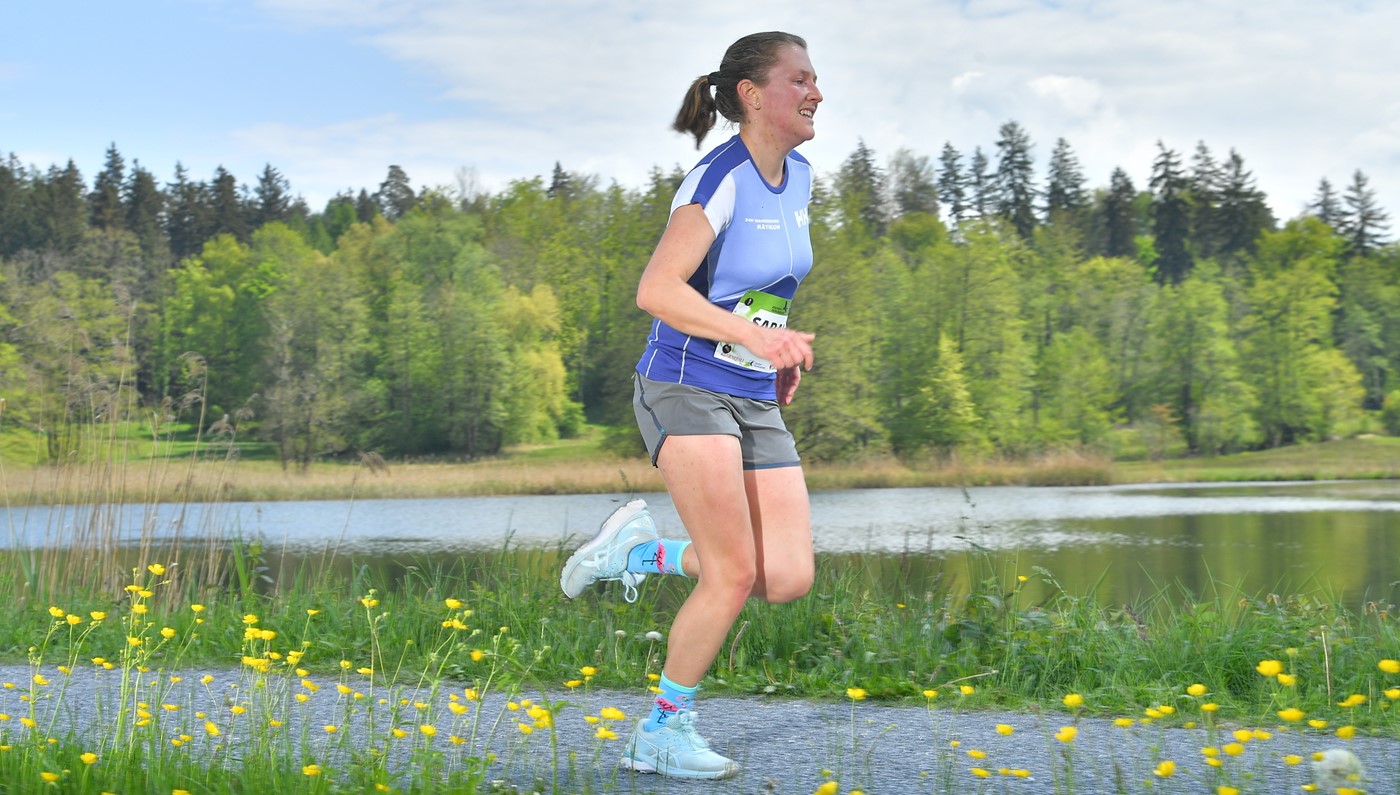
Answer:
[{"xmin": 0, "ymin": 124, "xmax": 1396, "ymax": 467}]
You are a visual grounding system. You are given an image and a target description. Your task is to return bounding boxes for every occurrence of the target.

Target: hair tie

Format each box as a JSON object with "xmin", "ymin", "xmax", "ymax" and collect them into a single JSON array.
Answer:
[{"xmin": 707, "ymin": 71, "xmax": 727, "ymax": 84}]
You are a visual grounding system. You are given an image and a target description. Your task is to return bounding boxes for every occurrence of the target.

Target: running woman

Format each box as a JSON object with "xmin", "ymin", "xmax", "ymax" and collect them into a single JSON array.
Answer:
[{"xmin": 560, "ymin": 30, "xmax": 823, "ymax": 780}]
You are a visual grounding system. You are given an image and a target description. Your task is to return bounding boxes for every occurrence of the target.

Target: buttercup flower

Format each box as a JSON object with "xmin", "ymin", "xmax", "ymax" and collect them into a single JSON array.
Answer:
[
  {"xmin": 1062, "ymin": 693, "xmax": 1084, "ymax": 708},
  {"xmin": 846, "ymin": 687, "xmax": 867, "ymax": 701},
  {"xmin": 1187, "ymin": 683, "xmax": 1207, "ymax": 697},
  {"xmin": 1054, "ymin": 726, "xmax": 1077, "ymax": 742},
  {"xmin": 1278, "ymin": 708, "xmax": 1305, "ymax": 722},
  {"xmin": 1255, "ymin": 659, "xmax": 1284, "ymax": 677},
  {"xmin": 1380, "ymin": 659, "xmax": 1400, "ymax": 674},
  {"xmin": 1153, "ymin": 760, "xmax": 1176, "ymax": 777}
]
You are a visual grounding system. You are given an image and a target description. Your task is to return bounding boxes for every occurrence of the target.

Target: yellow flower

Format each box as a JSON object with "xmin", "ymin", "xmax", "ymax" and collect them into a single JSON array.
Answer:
[
  {"xmin": 48, "ymin": 606, "xmax": 65, "ymax": 618},
  {"xmin": 1153, "ymin": 760, "xmax": 1176, "ymax": 777},
  {"xmin": 360, "ymin": 597, "xmax": 379, "ymax": 608},
  {"xmin": 922, "ymin": 689, "xmax": 938, "ymax": 699},
  {"xmin": 80, "ymin": 752, "xmax": 97, "ymax": 764},
  {"xmin": 470, "ymin": 649, "xmax": 485, "ymax": 661},
  {"xmin": 65, "ymin": 614, "xmax": 82, "ymax": 625},
  {"xmin": 1380, "ymin": 659, "xmax": 1400, "ymax": 674},
  {"xmin": 1218, "ymin": 788, "xmax": 1239, "ymax": 795},
  {"xmin": 1335, "ymin": 725, "xmax": 1356, "ymax": 739},
  {"xmin": 40, "ymin": 772, "xmax": 60, "ymax": 783},
  {"xmin": 1201, "ymin": 702, "xmax": 1219, "ymax": 712},
  {"xmin": 204, "ymin": 721, "xmax": 220, "ymax": 737},
  {"xmin": 1337, "ymin": 694, "xmax": 1366, "ymax": 708},
  {"xmin": 1277, "ymin": 707, "xmax": 1305, "ymax": 721},
  {"xmin": 966, "ymin": 749, "xmax": 987, "ymax": 759},
  {"xmin": 564, "ymin": 679, "xmax": 583, "ymax": 688},
  {"xmin": 1284, "ymin": 754, "xmax": 1303, "ymax": 765},
  {"xmin": 131, "ymin": 604, "xmax": 148, "ymax": 615},
  {"xmin": 1276, "ymin": 672, "xmax": 1298, "ymax": 686},
  {"xmin": 1054, "ymin": 726, "xmax": 1077, "ymax": 743},
  {"xmin": 517, "ymin": 723, "xmax": 533, "ymax": 734},
  {"xmin": 302, "ymin": 764, "xmax": 321, "ymax": 776},
  {"xmin": 420, "ymin": 724, "xmax": 437, "ymax": 737},
  {"xmin": 971, "ymin": 767, "xmax": 991, "ymax": 778},
  {"xmin": 580, "ymin": 666, "xmax": 598, "ymax": 677},
  {"xmin": 814, "ymin": 782, "xmax": 839, "ymax": 795},
  {"xmin": 1385, "ymin": 688, "xmax": 1400, "ymax": 700},
  {"xmin": 995, "ymin": 723, "xmax": 1014, "ymax": 736},
  {"xmin": 959, "ymin": 685, "xmax": 975, "ymax": 695},
  {"xmin": 90, "ymin": 611, "xmax": 107, "ymax": 621},
  {"xmin": 1187, "ymin": 683, "xmax": 1207, "ymax": 696},
  {"xmin": 599, "ymin": 706, "xmax": 626, "ymax": 721},
  {"xmin": 846, "ymin": 687, "xmax": 867, "ymax": 701},
  {"xmin": 324, "ymin": 725, "xmax": 339, "ymax": 734},
  {"xmin": 1308, "ymin": 719, "xmax": 1328, "ymax": 728},
  {"xmin": 595, "ymin": 726, "xmax": 618, "ymax": 740},
  {"xmin": 33, "ymin": 674, "xmax": 48, "ymax": 686},
  {"xmin": 1231, "ymin": 729, "xmax": 1252, "ymax": 743},
  {"xmin": 1255, "ymin": 659, "xmax": 1284, "ymax": 677},
  {"xmin": 445, "ymin": 598, "xmax": 463, "ymax": 609},
  {"xmin": 1222, "ymin": 742, "xmax": 1244, "ymax": 756},
  {"xmin": 1062, "ymin": 693, "xmax": 1084, "ymax": 708},
  {"xmin": 161, "ymin": 627, "xmax": 176, "ymax": 639},
  {"xmin": 1113, "ymin": 717, "xmax": 1134, "ymax": 727},
  {"xmin": 148, "ymin": 563, "xmax": 166, "ymax": 576},
  {"xmin": 190, "ymin": 604, "xmax": 205, "ymax": 613}
]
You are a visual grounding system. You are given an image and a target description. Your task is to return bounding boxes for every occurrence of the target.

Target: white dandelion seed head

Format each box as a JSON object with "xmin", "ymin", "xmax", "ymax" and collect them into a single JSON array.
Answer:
[{"xmin": 1312, "ymin": 748, "xmax": 1364, "ymax": 791}]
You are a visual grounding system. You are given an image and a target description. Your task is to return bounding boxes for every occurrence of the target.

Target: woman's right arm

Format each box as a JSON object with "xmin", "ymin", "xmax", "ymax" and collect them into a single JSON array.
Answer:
[{"xmin": 637, "ymin": 204, "xmax": 814, "ymax": 372}]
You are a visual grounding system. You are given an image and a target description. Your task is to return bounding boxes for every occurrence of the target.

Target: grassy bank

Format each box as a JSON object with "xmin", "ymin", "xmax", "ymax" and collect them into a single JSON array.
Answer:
[
  {"xmin": 3, "ymin": 430, "xmax": 1399, "ymax": 505},
  {"xmin": 0, "ymin": 551, "xmax": 1394, "ymax": 793}
]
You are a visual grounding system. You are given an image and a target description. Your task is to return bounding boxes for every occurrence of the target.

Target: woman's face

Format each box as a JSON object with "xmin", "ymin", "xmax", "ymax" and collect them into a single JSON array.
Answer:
[{"xmin": 750, "ymin": 44, "xmax": 822, "ymax": 146}]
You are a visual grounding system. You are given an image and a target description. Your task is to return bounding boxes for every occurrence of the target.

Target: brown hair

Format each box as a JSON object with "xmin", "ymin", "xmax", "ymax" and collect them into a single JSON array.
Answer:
[{"xmin": 672, "ymin": 31, "xmax": 808, "ymax": 148}]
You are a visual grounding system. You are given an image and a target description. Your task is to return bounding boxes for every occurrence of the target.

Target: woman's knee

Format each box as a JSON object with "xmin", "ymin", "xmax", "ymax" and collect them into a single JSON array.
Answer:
[{"xmin": 758, "ymin": 559, "xmax": 814, "ymax": 604}]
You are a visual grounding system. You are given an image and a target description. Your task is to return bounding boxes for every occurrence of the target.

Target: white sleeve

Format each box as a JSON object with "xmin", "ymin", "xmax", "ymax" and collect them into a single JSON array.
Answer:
[{"xmin": 670, "ymin": 166, "xmax": 734, "ymax": 237}]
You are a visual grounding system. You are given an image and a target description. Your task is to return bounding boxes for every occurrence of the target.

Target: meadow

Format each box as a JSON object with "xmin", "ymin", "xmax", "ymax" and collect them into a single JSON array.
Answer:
[{"xmin": 0, "ymin": 422, "xmax": 1397, "ymax": 792}]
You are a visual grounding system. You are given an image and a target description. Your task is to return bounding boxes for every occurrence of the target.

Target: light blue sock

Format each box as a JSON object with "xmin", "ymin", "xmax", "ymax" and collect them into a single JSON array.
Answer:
[
  {"xmin": 627, "ymin": 538, "xmax": 690, "ymax": 577},
  {"xmin": 644, "ymin": 673, "xmax": 697, "ymax": 732}
]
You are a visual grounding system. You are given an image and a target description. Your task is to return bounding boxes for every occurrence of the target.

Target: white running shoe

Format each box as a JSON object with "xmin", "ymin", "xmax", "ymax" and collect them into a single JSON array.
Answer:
[
  {"xmin": 620, "ymin": 712, "xmax": 738, "ymax": 780},
  {"xmin": 559, "ymin": 499, "xmax": 656, "ymax": 603}
]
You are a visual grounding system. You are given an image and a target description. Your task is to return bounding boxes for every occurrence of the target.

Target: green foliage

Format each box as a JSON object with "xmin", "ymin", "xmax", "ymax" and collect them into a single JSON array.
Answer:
[{"xmin": 1, "ymin": 138, "xmax": 1396, "ymax": 465}]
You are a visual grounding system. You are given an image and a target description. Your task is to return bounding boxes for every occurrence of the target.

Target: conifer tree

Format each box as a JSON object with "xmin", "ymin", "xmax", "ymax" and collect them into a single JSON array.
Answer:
[
  {"xmin": 165, "ymin": 163, "xmax": 209, "ymax": 261},
  {"xmin": 1150, "ymin": 142, "xmax": 1192, "ymax": 283},
  {"xmin": 887, "ymin": 148, "xmax": 939, "ymax": 218},
  {"xmin": 1215, "ymin": 149, "xmax": 1273, "ymax": 257},
  {"xmin": 209, "ymin": 166, "xmax": 247, "ymax": 241},
  {"xmin": 1309, "ymin": 178, "xmax": 1344, "ymax": 229},
  {"xmin": 123, "ymin": 160, "xmax": 166, "ymax": 259},
  {"xmin": 1340, "ymin": 169, "xmax": 1391, "ymax": 256},
  {"xmin": 937, "ymin": 142, "xmax": 967, "ymax": 227},
  {"xmin": 89, "ymin": 143, "xmax": 126, "ymax": 231},
  {"xmin": 253, "ymin": 164, "xmax": 291, "ymax": 228},
  {"xmin": 968, "ymin": 147, "xmax": 993, "ymax": 220},
  {"xmin": 38, "ymin": 160, "xmax": 87, "ymax": 253},
  {"xmin": 1044, "ymin": 137, "xmax": 1088, "ymax": 222},
  {"xmin": 994, "ymin": 120, "xmax": 1037, "ymax": 239},
  {"xmin": 836, "ymin": 140, "xmax": 888, "ymax": 236},
  {"xmin": 1098, "ymin": 167, "xmax": 1139, "ymax": 259},
  {"xmin": 1188, "ymin": 142, "xmax": 1222, "ymax": 259},
  {"xmin": 376, "ymin": 165, "xmax": 416, "ymax": 221}
]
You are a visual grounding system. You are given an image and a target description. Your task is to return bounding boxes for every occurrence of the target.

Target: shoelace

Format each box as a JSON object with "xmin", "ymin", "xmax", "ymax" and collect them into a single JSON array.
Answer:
[
  {"xmin": 580, "ymin": 551, "xmax": 641, "ymax": 603},
  {"xmin": 667, "ymin": 711, "xmax": 710, "ymax": 750}
]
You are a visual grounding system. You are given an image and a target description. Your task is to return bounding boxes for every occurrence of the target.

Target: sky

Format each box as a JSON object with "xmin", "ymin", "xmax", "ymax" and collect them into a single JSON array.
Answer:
[{"xmin": 3, "ymin": 0, "xmax": 1398, "ymax": 228}]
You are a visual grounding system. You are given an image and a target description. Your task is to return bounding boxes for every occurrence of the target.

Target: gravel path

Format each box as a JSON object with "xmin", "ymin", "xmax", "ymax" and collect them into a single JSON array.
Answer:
[{"xmin": 4, "ymin": 664, "xmax": 1394, "ymax": 794}]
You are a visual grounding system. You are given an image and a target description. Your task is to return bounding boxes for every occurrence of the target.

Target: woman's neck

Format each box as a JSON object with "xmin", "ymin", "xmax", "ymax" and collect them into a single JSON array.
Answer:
[{"xmin": 740, "ymin": 126, "xmax": 789, "ymax": 187}]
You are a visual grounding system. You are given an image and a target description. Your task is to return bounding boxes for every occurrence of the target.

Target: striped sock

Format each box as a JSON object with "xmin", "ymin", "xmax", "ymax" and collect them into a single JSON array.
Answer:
[
  {"xmin": 644, "ymin": 673, "xmax": 697, "ymax": 732},
  {"xmin": 627, "ymin": 539, "xmax": 690, "ymax": 577}
]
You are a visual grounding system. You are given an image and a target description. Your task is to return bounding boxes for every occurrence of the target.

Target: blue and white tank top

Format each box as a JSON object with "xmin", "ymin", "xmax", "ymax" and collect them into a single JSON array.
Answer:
[{"xmin": 636, "ymin": 135, "xmax": 814, "ymax": 401}]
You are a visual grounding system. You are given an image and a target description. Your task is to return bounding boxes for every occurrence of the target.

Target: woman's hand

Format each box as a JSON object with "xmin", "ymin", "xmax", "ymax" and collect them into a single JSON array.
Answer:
[
  {"xmin": 745, "ymin": 325, "xmax": 815, "ymax": 373},
  {"xmin": 775, "ymin": 364, "xmax": 803, "ymax": 406}
]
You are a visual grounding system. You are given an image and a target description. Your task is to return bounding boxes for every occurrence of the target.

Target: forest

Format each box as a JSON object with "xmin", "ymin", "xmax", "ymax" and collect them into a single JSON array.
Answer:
[{"xmin": 0, "ymin": 120, "xmax": 1396, "ymax": 468}]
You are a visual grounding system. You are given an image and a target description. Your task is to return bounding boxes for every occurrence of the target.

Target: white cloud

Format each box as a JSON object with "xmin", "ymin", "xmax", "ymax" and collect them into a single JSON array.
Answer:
[{"xmin": 236, "ymin": 0, "xmax": 1400, "ymax": 220}]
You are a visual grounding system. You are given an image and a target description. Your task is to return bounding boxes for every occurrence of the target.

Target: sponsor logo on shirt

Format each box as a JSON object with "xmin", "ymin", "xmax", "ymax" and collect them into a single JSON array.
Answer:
[{"xmin": 746, "ymin": 216, "xmax": 782, "ymax": 231}]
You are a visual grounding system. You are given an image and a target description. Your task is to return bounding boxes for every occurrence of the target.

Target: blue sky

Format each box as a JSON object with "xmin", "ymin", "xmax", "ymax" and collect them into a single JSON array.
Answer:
[{"xmin": 3, "ymin": 0, "xmax": 1397, "ymax": 228}]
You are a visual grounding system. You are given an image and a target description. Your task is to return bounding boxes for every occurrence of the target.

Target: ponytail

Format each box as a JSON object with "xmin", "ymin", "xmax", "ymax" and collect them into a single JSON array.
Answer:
[{"xmin": 671, "ymin": 31, "xmax": 807, "ymax": 149}]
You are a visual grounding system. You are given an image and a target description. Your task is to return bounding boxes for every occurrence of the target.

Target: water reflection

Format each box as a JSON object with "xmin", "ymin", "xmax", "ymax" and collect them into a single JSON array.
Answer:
[{"xmin": 4, "ymin": 481, "xmax": 1399, "ymax": 606}]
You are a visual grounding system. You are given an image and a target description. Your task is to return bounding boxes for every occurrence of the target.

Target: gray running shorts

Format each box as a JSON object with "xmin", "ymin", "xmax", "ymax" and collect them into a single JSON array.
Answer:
[{"xmin": 632, "ymin": 373, "xmax": 801, "ymax": 470}]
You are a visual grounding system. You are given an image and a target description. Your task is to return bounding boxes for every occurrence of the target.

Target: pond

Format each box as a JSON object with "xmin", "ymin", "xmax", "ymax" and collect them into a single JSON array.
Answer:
[{"xmin": 4, "ymin": 480, "xmax": 1398, "ymax": 606}]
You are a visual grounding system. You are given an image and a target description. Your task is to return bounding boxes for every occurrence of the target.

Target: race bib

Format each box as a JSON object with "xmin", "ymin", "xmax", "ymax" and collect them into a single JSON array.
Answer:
[{"xmin": 714, "ymin": 290, "xmax": 790, "ymax": 372}]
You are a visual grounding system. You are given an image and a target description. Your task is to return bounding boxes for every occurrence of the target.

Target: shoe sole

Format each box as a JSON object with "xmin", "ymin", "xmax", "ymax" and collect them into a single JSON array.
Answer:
[
  {"xmin": 620, "ymin": 754, "xmax": 738, "ymax": 780},
  {"xmin": 559, "ymin": 499, "xmax": 650, "ymax": 598}
]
